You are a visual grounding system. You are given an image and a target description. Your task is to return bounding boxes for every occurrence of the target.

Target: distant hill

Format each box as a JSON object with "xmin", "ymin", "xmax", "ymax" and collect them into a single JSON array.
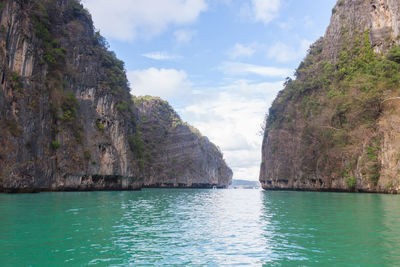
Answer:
[{"xmin": 134, "ymin": 96, "xmax": 232, "ymax": 188}]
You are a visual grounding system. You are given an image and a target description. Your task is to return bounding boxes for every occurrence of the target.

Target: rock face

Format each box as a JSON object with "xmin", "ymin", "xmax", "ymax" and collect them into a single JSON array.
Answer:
[
  {"xmin": 324, "ymin": 0, "xmax": 400, "ymax": 60},
  {"xmin": 134, "ymin": 96, "xmax": 232, "ymax": 188},
  {"xmin": 260, "ymin": 0, "xmax": 400, "ymax": 193},
  {"xmin": 0, "ymin": 0, "xmax": 142, "ymax": 192},
  {"xmin": 0, "ymin": 0, "xmax": 232, "ymax": 192}
]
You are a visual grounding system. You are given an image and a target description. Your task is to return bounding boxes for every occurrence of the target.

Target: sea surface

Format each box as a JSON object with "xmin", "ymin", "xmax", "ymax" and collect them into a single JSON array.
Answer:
[{"xmin": 1, "ymin": 189, "xmax": 400, "ymax": 266}]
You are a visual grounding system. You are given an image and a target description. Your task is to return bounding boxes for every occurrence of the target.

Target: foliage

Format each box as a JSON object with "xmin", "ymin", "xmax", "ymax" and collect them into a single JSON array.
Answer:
[
  {"xmin": 32, "ymin": 3, "xmax": 67, "ymax": 69},
  {"xmin": 31, "ymin": 1, "xmax": 86, "ymax": 143},
  {"xmin": 70, "ymin": 2, "xmax": 87, "ymax": 18},
  {"xmin": 133, "ymin": 95, "xmax": 163, "ymax": 104},
  {"xmin": 346, "ymin": 177, "xmax": 356, "ymax": 190},
  {"xmin": 387, "ymin": 46, "xmax": 400, "ymax": 63},
  {"xmin": 10, "ymin": 72, "xmax": 23, "ymax": 92},
  {"xmin": 365, "ymin": 138, "xmax": 381, "ymax": 185},
  {"xmin": 187, "ymin": 124, "xmax": 202, "ymax": 138},
  {"xmin": 95, "ymin": 44, "xmax": 129, "ymax": 95},
  {"xmin": 129, "ymin": 132, "xmax": 145, "ymax": 169},
  {"xmin": 60, "ymin": 93, "xmax": 78, "ymax": 121},
  {"xmin": 96, "ymin": 121, "xmax": 105, "ymax": 132},
  {"xmin": 267, "ymin": 31, "xmax": 399, "ymax": 131},
  {"xmin": 26, "ymin": 0, "xmax": 135, "ymax": 155},
  {"xmin": 84, "ymin": 150, "xmax": 91, "ymax": 160},
  {"xmin": 51, "ymin": 141, "xmax": 60, "ymax": 149},
  {"xmin": 116, "ymin": 101, "xmax": 128, "ymax": 112},
  {"xmin": 264, "ymin": 30, "xmax": 400, "ymax": 186},
  {"xmin": 25, "ymin": 141, "xmax": 32, "ymax": 149}
]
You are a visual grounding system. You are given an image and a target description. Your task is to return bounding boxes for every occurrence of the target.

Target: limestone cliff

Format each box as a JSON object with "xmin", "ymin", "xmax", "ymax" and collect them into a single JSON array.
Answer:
[
  {"xmin": 134, "ymin": 96, "xmax": 232, "ymax": 188},
  {"xmin": 0, "ymin": 0, "xmax": 232, "ymax": 192},
  {"xmin": 260, "ymin": 0, "xmax": 400, "ymax": 193},
  {"xmin": 0, "ymin": 0, "xmax": 142, "ymax": 192}
]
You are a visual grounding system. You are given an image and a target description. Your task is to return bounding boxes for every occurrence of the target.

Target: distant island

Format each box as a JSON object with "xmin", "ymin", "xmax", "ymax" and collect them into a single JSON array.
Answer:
[{"xmin": 230, "ymin": 180, "xmax": 260, "ymax": 189}]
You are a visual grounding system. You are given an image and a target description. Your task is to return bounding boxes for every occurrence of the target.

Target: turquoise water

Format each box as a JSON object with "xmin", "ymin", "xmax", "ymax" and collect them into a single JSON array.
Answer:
[{"xmin": 1, "ymin": 190, "xmax": 400, "ymax": 266}]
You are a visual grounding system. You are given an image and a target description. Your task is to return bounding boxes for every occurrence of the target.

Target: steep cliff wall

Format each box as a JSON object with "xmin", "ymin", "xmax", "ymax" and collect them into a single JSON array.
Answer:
[
  {"xmin": 134, "ymin": 96, "xmax": 232, "ymax": 188},
  {"xmin": 260, "ymin": 0, "xmax": 400, "ymax": 193},
  {"xmin": 0, "ymin": 0, "xmax": 142, "ymax": 192},
  {"xmin": 324, "ymin": 0, "xmax": 400, "ymax": 60}
]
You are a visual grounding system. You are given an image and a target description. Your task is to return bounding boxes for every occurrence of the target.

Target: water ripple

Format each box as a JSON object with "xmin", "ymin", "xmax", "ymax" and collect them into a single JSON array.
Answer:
[{"xmin": 0, "ymin": 190, "xmax": 400, "ymax": 265}]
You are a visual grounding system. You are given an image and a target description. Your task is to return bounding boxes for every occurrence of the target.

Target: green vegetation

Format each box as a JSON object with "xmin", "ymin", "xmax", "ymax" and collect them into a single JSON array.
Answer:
[
  {"xmin": 32, "ymin": 3, "xmax": 67, "ymax": 69},
  {"xmin": 265, "ymin": 30, "xmax": 400, "ymax": 186},
  {"xmin": 268, "ymin": 31, "xmax": 400, "ymax": 129},
  {"xmin": 367, "ymin": 141, "xmax": 380, "ymax": 161},
  {"xmin": 133, "ymin": 95, "xmax": 163, "ymax": 105},
  {"xmin": 187, "ymin": 124, "xmax": 203, "ymax": 138},
  {"xmin": 84, "ymin": 150, "xmax": 91, "ymax": 160},
  {"xmin": 365, "ymin": 138, "xmax": 381, "ymax": 185},
  {"xmin": 69, "ymin": 1, "xmax": 87, "ymax": 18},
  {"xmin": 31, "ymin": 0, "xmax": 128, "ymax": 98},
  {"xmin": 96, "ymin": 120, "xmax": 105, "ymax": 132},
  {"xmin": 387, "ymin": 46, "xmax": 400, "ymax": 63},
  {"xmin": 30, "ymin": 1, "xmax": 89, "ymax": 144},
  {"xmin": 129, "ymin": 132, "xmax": 145, "ymax": 169},
  {"xmin": 51, "ymin": 141, "xmax": 60, "ymax": 149},
  {"xmin": 29, "ymin": 0, "xmax": 132, "ymax": 146},
  {"xmin": 346, "ymin": 177, "xmax": 357, "ymax": 190},
  {"xmin": 10, "ymin": 72, "xmax": 23, "ymax": 92},
  {"xmin": 52, "ymin": 91, "xmax": 82, "ymax": 143},
  {"xmin": 271, "ymin": 144, "xmax": 278, "ymax": 154},
  {"xmin": 0, "ymin": 25, "xmax": 6, "ymax": 35},
  {"xmin": 60, "ymin": 93, "xmax": 78, "ymax": 121},
  {"xmin": 116, "ymin": 101, "xmax": 128, "ymax": 112},
  {"xmin": 94, "ymin": 33, "xmax": 129, "ymax": 95},
  {"xmin": 25, "ymin": 142, "xmax": 32, "ymax": 149}
]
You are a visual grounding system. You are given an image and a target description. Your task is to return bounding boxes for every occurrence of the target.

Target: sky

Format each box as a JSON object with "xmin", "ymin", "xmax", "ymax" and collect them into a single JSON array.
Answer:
[{"xmin": 81, "ymin": 0, "xmax": 337, "ymax": 181}]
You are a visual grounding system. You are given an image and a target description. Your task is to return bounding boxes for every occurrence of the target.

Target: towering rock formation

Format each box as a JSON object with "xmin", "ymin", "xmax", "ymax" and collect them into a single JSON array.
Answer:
[
  {"xmin": 0, "ymin": 0, "xmax": 232, "ymax": 192},
  {"xmin": 260, "ymin": 0, "xmax": 400, "ymax": 193},
  {"xmin": 134, "ymin": 96, "xmax": 232, "ymax": 188},
  {"xmin": 324, "ymin": 0, "xmax": 400, "ymax": 60},
  {"xmin": 0, "ymin": 0, "xmax": 143, "ymax": 192}
]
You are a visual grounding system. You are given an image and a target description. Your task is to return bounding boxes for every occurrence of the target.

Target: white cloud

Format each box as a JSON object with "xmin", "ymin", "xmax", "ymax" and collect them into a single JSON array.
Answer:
[
  {"xmin": 267, "ymin": 39, "xmax": 312, "ymax": 63},
  {"xmin": 252, "ymin": 0, "xmax": 281, "ymax": 24},
  {"xmin": 82, "ymin": 0, "xmax": 207, "ymax": 41},
  {"xmin": 241, "ymin": 0, "xmax": 281, "ymax": 24},
  {"xmin": 174, "ymin": 29, "xmax": 197, "ymax": 44},
  {"xmin": 179, "ymin": 80, "xmax": 284, "ymax": 180},
  {"xmin": 128, "ymin": 66, "xmax": 286, "ymax": 181},
  {"xmin": 219, "ymin": 62, "xmax": 292, "ymax": 78},
  {"xmin": 228, "ymin": 43, "xmax": 256, "ymax": 59},
  {"xmin": 142, "ymin": 52, "xmax": 182, "ymax": 61},
  {"xmin": 128, "ymin": 68, "xmax": 192, "ymax": 100},
  {"xmin": 128, "ymin": 66, "xmax": 285, "ymax": 180}
]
